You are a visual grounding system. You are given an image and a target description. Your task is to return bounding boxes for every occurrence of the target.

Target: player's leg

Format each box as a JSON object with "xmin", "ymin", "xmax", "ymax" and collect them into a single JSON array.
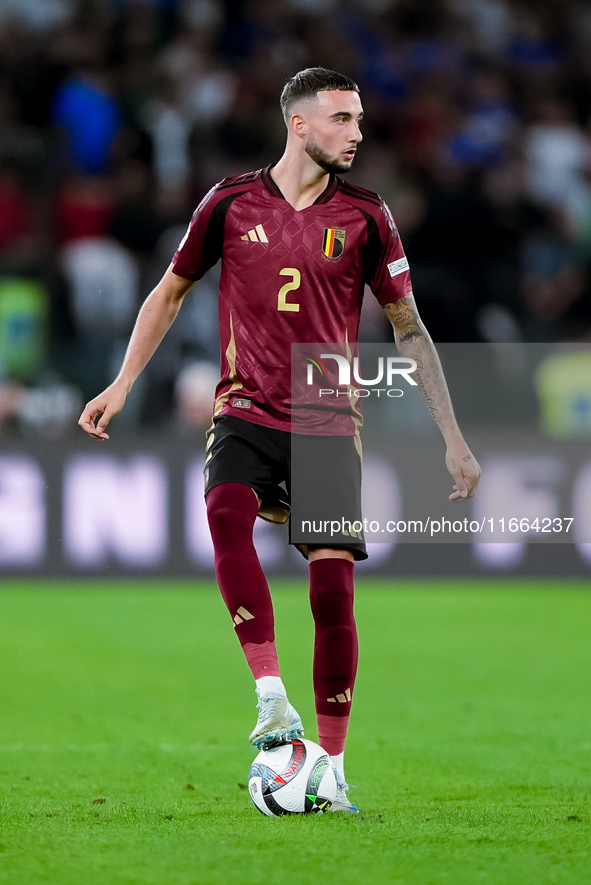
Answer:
[
  {"xmin": 206, "ymin": 481, "xmax": 278, "ymax": 678},
  {"xmin": 205, "ymin": 417, "xmax": 303, "ymax": 748},
  {"xmin": 206, "ymin": 481, "xmax": 303, "ymax": 748},
  {"xmin": 290, "ymin": 433, "xmax": 365, "ymax": 812},
  {"xmin": 308, "ymin": 547, "xmax": 360, "ymax": 813}
]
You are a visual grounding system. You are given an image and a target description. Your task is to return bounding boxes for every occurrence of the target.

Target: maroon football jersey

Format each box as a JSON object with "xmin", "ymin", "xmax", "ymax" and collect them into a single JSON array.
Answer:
[{"xmin": 172, "ymin": 165, "xmax": 412, "ymax": 433}]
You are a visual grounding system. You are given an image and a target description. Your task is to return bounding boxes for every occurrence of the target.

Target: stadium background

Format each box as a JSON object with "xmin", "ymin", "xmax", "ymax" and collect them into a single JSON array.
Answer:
[
  {"xmin": 1, "ymin": 4, "xmax": 590, "ymax": 884},
  {"xmin": 0, "ymin": 0, "xmax": 590, "ymax": 576}
]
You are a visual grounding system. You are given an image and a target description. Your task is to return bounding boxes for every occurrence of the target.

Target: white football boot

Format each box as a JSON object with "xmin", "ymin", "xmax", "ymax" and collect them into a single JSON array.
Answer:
[
  {"xmin": 249, "ymin": 688, "xmax": 304, "ymax": 750},
  {"xmin": 330, "ymin": 769, "xmax": 360, "ymax": 813}
]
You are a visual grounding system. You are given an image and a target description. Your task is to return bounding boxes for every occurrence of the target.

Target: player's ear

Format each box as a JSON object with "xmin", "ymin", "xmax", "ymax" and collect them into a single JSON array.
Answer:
[{"xmin": 290, "ymin": 112, "xmax": 308, "ymax": 139}]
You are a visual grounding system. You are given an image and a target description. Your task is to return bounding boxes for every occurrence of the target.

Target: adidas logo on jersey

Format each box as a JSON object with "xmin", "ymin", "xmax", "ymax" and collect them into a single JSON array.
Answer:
[{"xmin": 241, "ymin": 224, "xmax": 268, "ymax": 243}]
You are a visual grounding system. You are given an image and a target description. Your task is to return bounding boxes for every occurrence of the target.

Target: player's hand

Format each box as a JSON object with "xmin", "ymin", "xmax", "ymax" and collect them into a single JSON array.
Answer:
[
  {"xmin": 78, "ymin": 382, "xmax": 128, "ymax": 441},
  {"xmin": 445, "ymin": 438, "xmax": 481, "ymax": 502}
]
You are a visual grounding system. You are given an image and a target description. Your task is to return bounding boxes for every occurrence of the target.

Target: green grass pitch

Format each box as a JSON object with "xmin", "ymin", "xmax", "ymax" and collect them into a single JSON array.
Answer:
[{"xmin": 0, "ymin": 579, "xmax": 590, "ymax": 885}]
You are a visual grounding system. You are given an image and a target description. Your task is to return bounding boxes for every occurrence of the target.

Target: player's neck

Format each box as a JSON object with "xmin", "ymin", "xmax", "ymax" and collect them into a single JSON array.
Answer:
[{"xmin": 270, "ymin": 153, "xmax": 331, "ymax": 211}]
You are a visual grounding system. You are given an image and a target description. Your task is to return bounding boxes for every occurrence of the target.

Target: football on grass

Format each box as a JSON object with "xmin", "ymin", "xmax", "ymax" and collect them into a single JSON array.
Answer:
[{"xmin": 248, "ymin": 738, "xmax": 337, "ymax": 816}]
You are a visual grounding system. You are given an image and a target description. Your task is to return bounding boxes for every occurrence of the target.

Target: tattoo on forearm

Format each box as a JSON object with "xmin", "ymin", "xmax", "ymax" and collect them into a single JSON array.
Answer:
[
  {"xmin": 399, "ymin": 326, "xmax": 425, "ymax": 345},
  {"xmin": 383, "ymin": 296, "xmax": 458, "ymax": 434},
  {"xmin": 411, "ymin": 357, "xmax": 438, "ymax": 421},
  {"xmin": 462, "ymin": 453, "xmax": 472, "ymax": 463}
]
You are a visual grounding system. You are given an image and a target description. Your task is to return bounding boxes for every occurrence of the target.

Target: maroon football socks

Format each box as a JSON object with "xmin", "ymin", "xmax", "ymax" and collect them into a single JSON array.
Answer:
[
  {"xmin": 206, "ymin": 483, "xmax": 279, "ymax": 678},
  {"xmin": 309, "ymin": 558, "xmax": 358, "ymax": 756},
  {"xmin": 207, "ymin": 483, "xmax": 358, "ymax": 754}
]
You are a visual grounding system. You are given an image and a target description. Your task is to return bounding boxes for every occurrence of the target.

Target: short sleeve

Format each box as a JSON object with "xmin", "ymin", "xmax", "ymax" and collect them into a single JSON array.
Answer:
[
  {"xmin": 172, "ymin": 183, "xmax": 225, "ymax": 281},
  {"xmin": 365, "ymin": 200, "xmax": 412, "ymax": 306}
]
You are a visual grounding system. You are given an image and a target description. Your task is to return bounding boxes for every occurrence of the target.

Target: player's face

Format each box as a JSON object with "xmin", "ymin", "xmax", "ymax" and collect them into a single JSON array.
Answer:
[{"xmin": 304, "ymin": 90, "xmax": 364, "ymax": 175}]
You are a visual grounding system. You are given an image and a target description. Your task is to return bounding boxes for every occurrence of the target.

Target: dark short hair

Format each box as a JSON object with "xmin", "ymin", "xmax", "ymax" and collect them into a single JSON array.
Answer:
[{"xmin": 280, "ymin": 67, "xmax": 359, "ymax": 124}]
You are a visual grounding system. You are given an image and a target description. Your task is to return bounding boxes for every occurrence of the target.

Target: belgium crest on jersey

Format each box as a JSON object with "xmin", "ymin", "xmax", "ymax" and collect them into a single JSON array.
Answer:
[{"xmin": 322, "ymin": 228, "xmax": 346, "ymax": 259}]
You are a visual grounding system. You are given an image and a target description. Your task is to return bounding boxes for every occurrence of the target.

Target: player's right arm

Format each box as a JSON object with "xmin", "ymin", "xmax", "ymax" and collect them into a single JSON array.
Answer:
[
  {"xmin": 78, "ymin": 265, "xmax": 195, "ymax": 440},
  {"xmin": 79, "ymin": 176, "xmax": 231, "ymax": 440}
]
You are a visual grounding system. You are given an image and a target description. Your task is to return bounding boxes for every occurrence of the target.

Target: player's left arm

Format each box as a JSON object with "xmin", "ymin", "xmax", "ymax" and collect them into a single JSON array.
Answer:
[{"xmin": 383, "ymin": 293, "xmax": 481, "ymax": 502}]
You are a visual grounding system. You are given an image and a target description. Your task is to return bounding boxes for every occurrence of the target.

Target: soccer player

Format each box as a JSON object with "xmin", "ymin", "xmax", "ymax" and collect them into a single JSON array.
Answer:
[{"xmin": 79, "ymin": 68, "xmax": 481, "ymax": 813}]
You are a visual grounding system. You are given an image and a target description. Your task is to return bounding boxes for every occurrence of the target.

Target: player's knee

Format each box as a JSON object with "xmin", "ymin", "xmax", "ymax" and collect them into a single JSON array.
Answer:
[
  {"xmin": 310, "ymin": 584, "xmax": 355, "ymax": 628},
  {"xmin": 207, "ymin": 502, "xmax": 249, "ymax": 537},
  {"xmin": 206, "ymin": 494, "xmax": 251, "ymax": 537},
  {"xmin": 206, "ymin": 484, "xmax": 258, "ymax": 540}
]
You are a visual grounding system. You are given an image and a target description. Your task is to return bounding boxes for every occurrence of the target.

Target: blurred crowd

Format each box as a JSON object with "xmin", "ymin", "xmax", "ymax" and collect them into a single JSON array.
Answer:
[{"xmin": 1, "ymin": 0, "xmax": 591, "ymax": 437}]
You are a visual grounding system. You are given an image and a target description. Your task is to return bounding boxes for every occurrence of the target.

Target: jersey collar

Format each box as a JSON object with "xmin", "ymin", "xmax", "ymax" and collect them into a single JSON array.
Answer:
[{"xmin": 262, "ymin": 164, "xmax": 340, "ymax": 205}]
